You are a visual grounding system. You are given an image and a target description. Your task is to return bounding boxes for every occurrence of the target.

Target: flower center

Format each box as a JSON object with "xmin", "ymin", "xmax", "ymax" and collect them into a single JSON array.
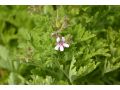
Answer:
[{"xmin": 58, "ymin": 41, "xmax": 64, "ymax": 46}]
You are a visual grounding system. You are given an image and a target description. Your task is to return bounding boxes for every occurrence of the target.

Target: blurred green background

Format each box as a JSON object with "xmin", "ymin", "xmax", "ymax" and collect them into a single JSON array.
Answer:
[{"xmin": 0, "ymin": 5, "xmax": 120, "ymax": 85}]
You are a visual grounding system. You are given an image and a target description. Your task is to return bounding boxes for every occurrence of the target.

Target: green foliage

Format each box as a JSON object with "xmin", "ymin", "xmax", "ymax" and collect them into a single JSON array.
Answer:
[{"xmin": 0, "ymin": 5, "xmax": 120, "ymax": 85}]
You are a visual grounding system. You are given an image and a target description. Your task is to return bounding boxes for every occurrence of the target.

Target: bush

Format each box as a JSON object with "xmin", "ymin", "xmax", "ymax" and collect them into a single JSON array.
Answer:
[{"xmin": 0, "ymin": 5, "xmax": 120, "ymax": 85}]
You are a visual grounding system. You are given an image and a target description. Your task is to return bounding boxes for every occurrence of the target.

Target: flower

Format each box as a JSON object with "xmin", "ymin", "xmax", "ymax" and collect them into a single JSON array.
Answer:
[{"xmin": 55, "ymin": 37, "xmax": 69, "ymax": 51}]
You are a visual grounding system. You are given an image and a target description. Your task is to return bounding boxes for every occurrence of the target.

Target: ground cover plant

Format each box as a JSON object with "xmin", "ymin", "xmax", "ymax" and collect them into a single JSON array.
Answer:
[{"xmin": 0, "ymin": 5, "xmax": 120, "ymax": 85}]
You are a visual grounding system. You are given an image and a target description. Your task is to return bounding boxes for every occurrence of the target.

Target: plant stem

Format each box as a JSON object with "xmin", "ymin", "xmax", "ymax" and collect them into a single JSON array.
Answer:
[{"xmin": 56, "ymin": 59, "xmax": 73, "ymax": 85}]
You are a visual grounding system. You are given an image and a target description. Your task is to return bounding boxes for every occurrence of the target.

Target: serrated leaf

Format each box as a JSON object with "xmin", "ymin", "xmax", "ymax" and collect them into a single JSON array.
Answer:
[
  {"xmin": 105, "ymin": 59, "xmax": 120, "ymax": 73},
  {"xmin": 77, "ymin": 61, "xmax": 100, "ymax": 77},
  {"xmin": 81, "ymin": 32, "xmax": 96, "ymax": 41},
  {"xmin": 69, "ymin": 55, "xmax": 77, "ymax": 82},
  {"xmin": 18, "ymin": 28, "xmax": 31, "ymax": 41},
  {"xmin": 0, "ymin": 45, "xmax": 8, "ymax": 60}
]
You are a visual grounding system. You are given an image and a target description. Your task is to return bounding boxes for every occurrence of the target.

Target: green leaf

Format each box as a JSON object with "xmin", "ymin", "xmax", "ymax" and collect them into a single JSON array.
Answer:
[
  {"xmin": 69, "ymin": 55, "xmax": 77, "ymax": 83},
  {"xmin": 77, "ymin": 61, "xmax": 100, "ymax": 77},
  {"xmin": 80, "ymin": 31, "xmax": 96, "ymax": 41},
  {"xmin": 18, "ymin": 28, "xmax": 31, "ymax": 41},
  {"xmin": 0, "ymin": 45, "xmax": 8, "ymax": 60},
  {"xmin": 104, "ymin": 59, "xmax": 120, "ymax": 73}
]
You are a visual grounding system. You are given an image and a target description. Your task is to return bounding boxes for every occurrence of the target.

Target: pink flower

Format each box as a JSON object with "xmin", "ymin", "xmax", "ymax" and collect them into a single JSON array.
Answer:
[{"xmin": 55, "ymin": 37, "xmax": 69, "ymax": 51}]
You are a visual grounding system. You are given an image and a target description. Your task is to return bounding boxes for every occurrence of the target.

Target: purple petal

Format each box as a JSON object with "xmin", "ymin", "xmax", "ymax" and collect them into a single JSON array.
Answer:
[
  {"xmin": 62, "ymin": 37, "xmax": 65, "ymax": 42},
  {"xmin": 60, "ymin": 45, "xmax": 64, "ymax": 51},
  {"xmin": 56, "ymin": 37, "xmax": 60, "ymax": 42},
  {"xmin": 55, "ymin": 44, "xmax": 60, "ymax": 50},
  {"xmin": 63, "ymin": 43, "xmax": 69, "ymax": 48}
]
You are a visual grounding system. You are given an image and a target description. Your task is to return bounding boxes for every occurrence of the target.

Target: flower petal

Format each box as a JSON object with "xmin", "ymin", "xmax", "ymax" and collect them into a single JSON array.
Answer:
[
  {"xmin": 63, "ymin": 43, "xmax": 69, "ymax": 48},
  {"xmin": 60, "ymin": 45, "xmax": 64, "ymax": 51},
  {"xmin": 55, "ymin": 44, "xmax": 60, "ymax": 50},
  {"xmin": 56, "ymin": 37, "xmax": 60, "ymax": 42},
  {"xmin": 62, "ymin": 37, "xmax": 65, "ymax": 42}
]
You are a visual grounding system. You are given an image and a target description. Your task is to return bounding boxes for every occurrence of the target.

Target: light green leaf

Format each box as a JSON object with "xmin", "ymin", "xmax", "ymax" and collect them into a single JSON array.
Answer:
[
  {"xmin": 69, "ymin": 55, "xmax": 77, "ymax": 83},
  {"xmin": 77, "ymin": 61, "xmax": 100, "ymax": 77},
  {"xmin": 0, "ymin": 45, "xmax": 8, "ymax": 60}
]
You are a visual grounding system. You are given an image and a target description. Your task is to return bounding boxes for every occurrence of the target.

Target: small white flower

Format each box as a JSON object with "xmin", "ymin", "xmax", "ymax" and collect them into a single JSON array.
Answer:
[{"xmin": 55, "ymin": 37, "xmax": 69, "ymax": 51}]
